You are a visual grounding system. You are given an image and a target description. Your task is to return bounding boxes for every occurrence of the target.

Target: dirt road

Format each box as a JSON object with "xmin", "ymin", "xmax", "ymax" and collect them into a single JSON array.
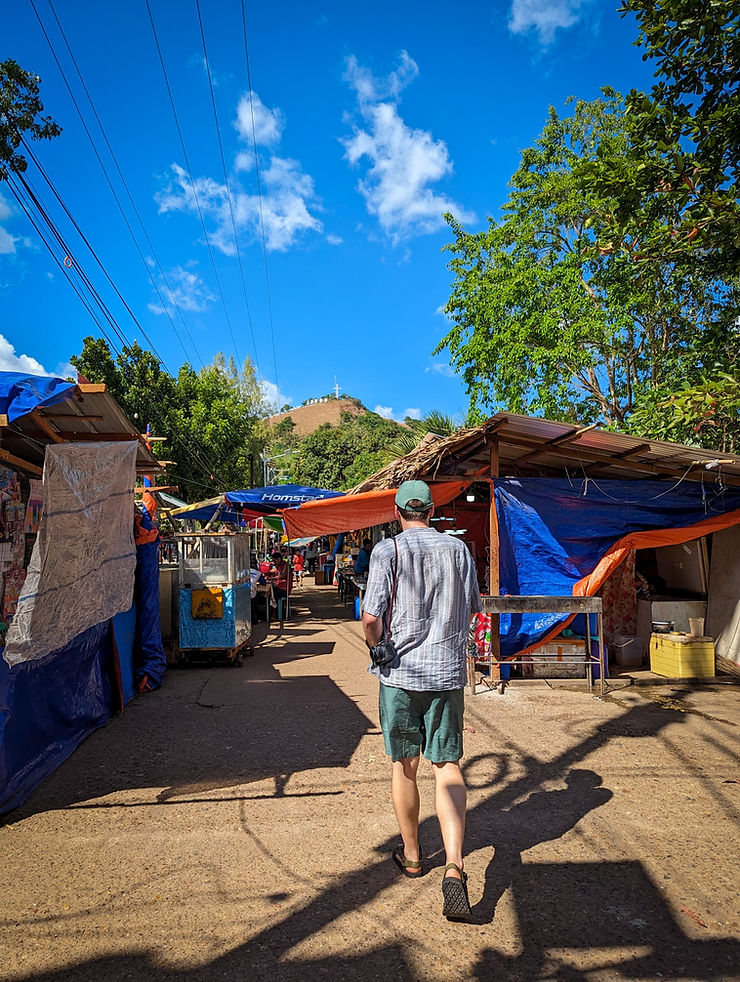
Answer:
[{"xmin": 1, "ymin": 583, "xmax": 739, "ymax": 981}]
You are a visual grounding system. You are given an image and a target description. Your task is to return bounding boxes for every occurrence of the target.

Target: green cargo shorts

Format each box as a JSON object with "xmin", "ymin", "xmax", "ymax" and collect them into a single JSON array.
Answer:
[{"xmin": 378, "ymin": 684, "xmax": 464, "ymax": 763}]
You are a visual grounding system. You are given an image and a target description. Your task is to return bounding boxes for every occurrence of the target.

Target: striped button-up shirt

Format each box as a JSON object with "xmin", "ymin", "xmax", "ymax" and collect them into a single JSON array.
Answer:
[{"xmin": 363, "ymin": 526, "xmax": 482, "ymax": 691}]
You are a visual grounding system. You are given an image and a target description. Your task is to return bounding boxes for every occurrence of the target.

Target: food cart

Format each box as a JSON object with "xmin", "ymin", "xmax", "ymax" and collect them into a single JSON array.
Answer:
[{"xmin": 176, "ymin": 531, "xmax": 252, "ymax": 665}]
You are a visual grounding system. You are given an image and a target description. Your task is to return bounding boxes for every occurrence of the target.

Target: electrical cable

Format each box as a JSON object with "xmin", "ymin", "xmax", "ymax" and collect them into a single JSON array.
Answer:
[
  {"xmin": 145, "ymin": 0, "xmax": 243, "ymax": 372},
  {"xmin": 9, "ymin": 171, "xmax": 231, "ymax": 488},
  {"xmin": 194, "ymin": 0, "xmax": 262, "ymax": 382},
  {"xmin": 4, "ymin": 177, "xmax": 124, "ymax": 355},
  {"xmin": 44, "ymin": 0, "xmax": 205, "ymax": 369},
  {"xmin": 28, "ymin": 0, "xmax": 180, "ymax": 371},
  {"xmin": 240, "ymin": 0, "xmax": 279, "ymax": 391}
]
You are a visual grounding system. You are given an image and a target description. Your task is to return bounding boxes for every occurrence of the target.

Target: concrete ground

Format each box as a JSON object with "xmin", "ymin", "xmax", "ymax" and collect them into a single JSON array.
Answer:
[{"xmin": 1, "ymin": 582, "xmax": 739, "ymax": 982}]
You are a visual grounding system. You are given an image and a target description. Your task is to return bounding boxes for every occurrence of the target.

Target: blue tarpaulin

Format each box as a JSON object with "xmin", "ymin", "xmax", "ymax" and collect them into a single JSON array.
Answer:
[
  {"xmin": 173, "ymin": 485, "xmax": 344, "ymax": 523},
  {"xmin": 133, "ymin": 506, "xmax": 166, "ymax": 689},
  {"xmin": 494, "ymin": 478, "xmax": 740, "ymax": 656},
  {"xmin": 0, "ymin": 623, "xmax": 113, "ymax": 814},
  {"xmin": 0, "ymin": 372, "xmax": 75, "ymax": 423}
]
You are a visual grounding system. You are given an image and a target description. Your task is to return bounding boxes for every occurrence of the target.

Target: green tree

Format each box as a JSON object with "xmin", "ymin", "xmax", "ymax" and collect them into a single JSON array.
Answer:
[
  {"xmin": 385, "ymin": 411, "xmax": 460, "ymax": 461},
  {"xmin": 71, "ymin": 338, "xmax": 269, "ymax": 500},
  {"xmin": 291, "ymin": 411, "xmax": 403, "ymax": 490},
  {"xmin": 1, "ymin": 59, "xmax": 61, "ymax": 181},
  {"xmin": 580, "ymin": 0, "xmax": 739, "ymax": 273},
  {"xmin": 436, "ymin": 92, "xmax": 738, "ymax": 427}
]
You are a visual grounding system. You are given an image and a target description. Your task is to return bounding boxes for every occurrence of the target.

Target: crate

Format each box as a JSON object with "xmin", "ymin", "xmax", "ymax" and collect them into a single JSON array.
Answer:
[
  {"xmin": 314, "ymin": 569, "xmax": 325, "ymax": 586},
  {"xmin": 649, "ymin": 634, "xmax": 714, "ymax": 678},
  {"xmin": 524, "ymin": 638, "xmax": 587, "ymax": 678}
]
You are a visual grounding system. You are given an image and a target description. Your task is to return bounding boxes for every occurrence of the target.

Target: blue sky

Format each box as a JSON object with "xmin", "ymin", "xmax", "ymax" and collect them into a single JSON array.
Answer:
[{"xmin": 2, "ymin": 0, "xmax": 655, "ymax": 423}]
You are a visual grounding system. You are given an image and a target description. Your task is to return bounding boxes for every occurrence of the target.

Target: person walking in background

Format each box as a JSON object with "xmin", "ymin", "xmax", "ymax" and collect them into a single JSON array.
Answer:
[{"xmin": 362, "ymin": 480, "xmax": 481, "ymax": 922}]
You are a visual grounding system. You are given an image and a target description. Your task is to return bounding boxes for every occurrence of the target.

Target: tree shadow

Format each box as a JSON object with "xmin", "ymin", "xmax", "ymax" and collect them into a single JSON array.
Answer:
[
  {"xmin": 3, "ymin": 635, "xmax": 372, "ymax": 822},
  {"xmin": 471, "ymin": 768, "xmax": 613, "ymax": 923},
  {"xmin": 5, "ymin": 647, "xmax": 739, "ymax": 981}
]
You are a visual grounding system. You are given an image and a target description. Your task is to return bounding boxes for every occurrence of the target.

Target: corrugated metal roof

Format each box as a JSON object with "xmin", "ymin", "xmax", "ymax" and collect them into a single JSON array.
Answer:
[
  {"xmin": 0, "ymin": 383, "xmax": 162, "ymax": 476},
  {"xmin": 349, "ymin": 412, "xmax": 740, "ymax": 492}
]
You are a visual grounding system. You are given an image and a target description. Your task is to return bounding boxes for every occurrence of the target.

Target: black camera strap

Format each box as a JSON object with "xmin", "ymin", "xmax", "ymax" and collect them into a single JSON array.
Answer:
[{"xmin": 384, "ymin": 536, "xmax": 399, "ymax": 642}]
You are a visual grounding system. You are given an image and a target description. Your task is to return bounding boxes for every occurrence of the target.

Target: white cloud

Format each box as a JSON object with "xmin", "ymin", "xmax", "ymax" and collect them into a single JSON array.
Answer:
[
  {"xmin": 509, "ymin": 0, "xmax": 594, "ymax": 45},
  {"xmin": 234, "ymin": 91, "xmax": 284, "ymax": 148},
  {"xmin": 342, "ymin": 52, "xmax": 474, "ymax": 243},
  {"xmin": 404, "ymin": 407, "xmax": 421, "ymax": 419},
  {"xmin": 374, "ymin": 404, "xmax": 394, "ymax": 419},
  {"xmin": 0, "ymin": 194, "xmax": 17, "ymax": 255},
  {"xmin": 0, "ymin": 227, "xmax": 16, "ymax": 255},
  {"xmin": 148, "ymin": 263, "xmax": 216, "ymax": 316},
  {"xmin": 157, "ymin": 92, "xmax": 323, "ymax": 253},
  {"xmin": 326, "ymin": 234, "xmax": 343, "ymax": 246},
  {"xmin": 261, "ymin": 379, "xmax": 293, "ymax": 413},
  {"xmin": 0, "ymin": 333, "xmax": 53, "ymax": 375},
  {"xmin": 425, "ymin": 362, "xmax": 456, "ymax": 378}
]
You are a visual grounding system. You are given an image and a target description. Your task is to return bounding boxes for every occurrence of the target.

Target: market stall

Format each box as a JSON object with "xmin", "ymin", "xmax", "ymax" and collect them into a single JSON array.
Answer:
[
  {"xmin": 175, "ymin": 531, "xmax": 252, "ymax": 664},
  {"xmin": 281, "ymin": 412, "xmax": 740, "ymax": 692}
]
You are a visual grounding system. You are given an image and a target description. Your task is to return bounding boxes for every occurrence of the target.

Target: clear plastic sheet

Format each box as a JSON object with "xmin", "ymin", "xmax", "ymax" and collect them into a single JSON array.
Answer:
[{"xmin": 4, "ymin": 442, "xmax": 137, "ymax": 666}]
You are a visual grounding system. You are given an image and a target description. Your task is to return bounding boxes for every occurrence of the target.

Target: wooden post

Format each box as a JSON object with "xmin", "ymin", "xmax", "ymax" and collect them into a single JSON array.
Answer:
[{"xmin": 489, "ymin": 440, "xmax": 501, "ymax": 684}]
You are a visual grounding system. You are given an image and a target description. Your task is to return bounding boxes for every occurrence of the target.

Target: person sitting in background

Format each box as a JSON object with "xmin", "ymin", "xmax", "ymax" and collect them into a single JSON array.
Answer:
[
  {"xmin": 354, "ymin": 538, "xmax": 373, "ymax": 578},
  {"xmin": 268, "ymin": 550, "xmax": 292, "ymax": 608}
]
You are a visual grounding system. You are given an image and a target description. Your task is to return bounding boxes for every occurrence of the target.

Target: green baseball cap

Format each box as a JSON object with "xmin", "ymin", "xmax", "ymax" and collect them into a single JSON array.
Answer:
[{"xmin": 395, "ymin": 480, "xmax": 433, "ymax": 510}]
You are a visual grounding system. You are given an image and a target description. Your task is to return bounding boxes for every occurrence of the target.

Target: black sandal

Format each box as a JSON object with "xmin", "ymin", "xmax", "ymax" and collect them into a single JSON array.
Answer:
[
  {"xmin": 392, "ymin": 844, "xmax": 424, "ymax": 878},
  {"xmin": 441, "ymin": 863, "xmax": 471, "ymax": 921}
]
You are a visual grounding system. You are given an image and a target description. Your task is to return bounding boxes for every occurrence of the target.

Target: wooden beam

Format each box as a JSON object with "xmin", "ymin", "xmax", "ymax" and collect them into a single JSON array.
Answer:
[
  {"xmin": 488, "ymin": 439, "xmax": 501, "ymax": 686},
  {"xmin": 0, "ymin": 414, "xmax": 8, "ymax": 428},
  {"xmin": 76, "ymin": 383, "xmax": 107, "ymax": 394},
  {"xmin": 43, "ymin": 412, "xmax": 104, "ymax": 421},
  {"xmin": 30, "ymin": 410, "xmax": 64, "ymax": 444},
  {"xmin": 49, "ymin": 431, "xmax": 139, "ymax": 441},
  {"xmin": 513, "ymin": 423, "xmax": 599, "ymax": 465},
  {"xmin": 0, "ymin": 448, "xmax": 42, "ymax": 476}
]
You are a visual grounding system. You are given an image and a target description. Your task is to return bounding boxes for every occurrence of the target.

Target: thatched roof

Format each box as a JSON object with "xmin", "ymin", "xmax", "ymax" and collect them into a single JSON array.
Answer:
[{"xmin": 348, "ymin": 412, "xmax": 740, "ymax": 493}]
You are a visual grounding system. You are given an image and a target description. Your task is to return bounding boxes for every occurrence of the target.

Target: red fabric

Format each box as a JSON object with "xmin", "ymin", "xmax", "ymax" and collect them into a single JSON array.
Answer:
[{"xmin": 281, "ymin": 481, "xmax": 472, "ymax": 539}]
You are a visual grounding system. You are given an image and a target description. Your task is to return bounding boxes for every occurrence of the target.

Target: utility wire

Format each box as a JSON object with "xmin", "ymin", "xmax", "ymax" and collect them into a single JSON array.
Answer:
[
  {"xmin": 240, "ymin": 0, "xmax": 279, "ymax": 392},
  {"xmin": 145, "ymin": 0, "xmax": 243, "ymax": 372},
  {"xmin": 28, "ymin": 0, "xmax": 183, "ymax": 371},
  {"xmin": 9, "ymin": 169, "xmax": 231, "ymax": 488},
  {"xmin": 5, "ymin": 177, "xmax": 124, "ymax": 356},
  {"xmin": 194, "ymin": 0, "xmax": 262, "ymax": 382},
  {"xmin": 45, "ymin": 0, "xmax": 205, "ymax": 369}
]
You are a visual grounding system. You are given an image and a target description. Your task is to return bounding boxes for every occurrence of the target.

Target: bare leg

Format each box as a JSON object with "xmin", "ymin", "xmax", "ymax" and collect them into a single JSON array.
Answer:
[
  {"xmin": 433, "ymin": 761, "xmax": 466, "ymax": 878},
  {"xmin": 391, "ymin": 756, "xmax": 421, "ymax": 862}
]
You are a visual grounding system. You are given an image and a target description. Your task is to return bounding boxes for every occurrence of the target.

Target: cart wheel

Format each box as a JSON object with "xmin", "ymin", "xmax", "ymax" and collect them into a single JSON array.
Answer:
[
  {"xmin": 247, "ymin": 644, "xmax": 255, "ymax": 657},
  {"xmin": 233, "ymin": 654, "xmax": 243, "ymax": 667}
]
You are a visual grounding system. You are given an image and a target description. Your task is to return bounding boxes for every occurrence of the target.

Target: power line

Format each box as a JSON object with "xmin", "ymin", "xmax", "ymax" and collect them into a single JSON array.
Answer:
[
  {"xmin": 45, "ymin": 0, "xmax": 205, "ymax": 369},
  {"xmin": 5, "ymin": 176, "xmax": 125, "ymax": 356},
  {"xmin": 9, "ymin": 169, "xmax": 231, "ymax": 488},
  {"xmin": 194, "ymin": 0, "xmax": 262, "ymax": 382},
  {"xmin": 240, "ymin": 0, "xmax": 279, "ymax": 392},
  {"xmin": 28, "ymin": 0, "xmax": 187, "ymax": 372},
  {"xmin": 145, "ymin": 0, "xmax": 243, "ymax": 373}
]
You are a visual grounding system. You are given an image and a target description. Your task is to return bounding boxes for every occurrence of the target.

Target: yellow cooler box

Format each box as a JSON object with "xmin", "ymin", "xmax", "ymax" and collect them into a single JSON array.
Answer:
[{"xmin": 649, "ymin": 634, "xmax": 714, "ymax": 678}]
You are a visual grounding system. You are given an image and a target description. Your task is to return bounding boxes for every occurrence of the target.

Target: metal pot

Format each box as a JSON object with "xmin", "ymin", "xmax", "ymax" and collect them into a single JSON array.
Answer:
[{"xmin": 652, "ymin": 620, "xmax": 674, "ymax": 633}]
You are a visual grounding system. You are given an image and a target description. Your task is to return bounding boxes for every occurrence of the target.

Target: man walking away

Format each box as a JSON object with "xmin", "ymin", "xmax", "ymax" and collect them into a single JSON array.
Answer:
[{"xmin": 362, "ymin": 480, "xmax": 482, "ymax": 921}]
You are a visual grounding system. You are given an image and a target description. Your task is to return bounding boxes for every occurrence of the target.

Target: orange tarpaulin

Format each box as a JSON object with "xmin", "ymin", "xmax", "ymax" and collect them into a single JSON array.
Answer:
[
  {"xmin": 281, "ymin": 481, "xmax": 472, "ymax": 540},
  {"xmin": 510, "ymin": 505, "xmax": 740, "ymax": 658}
]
